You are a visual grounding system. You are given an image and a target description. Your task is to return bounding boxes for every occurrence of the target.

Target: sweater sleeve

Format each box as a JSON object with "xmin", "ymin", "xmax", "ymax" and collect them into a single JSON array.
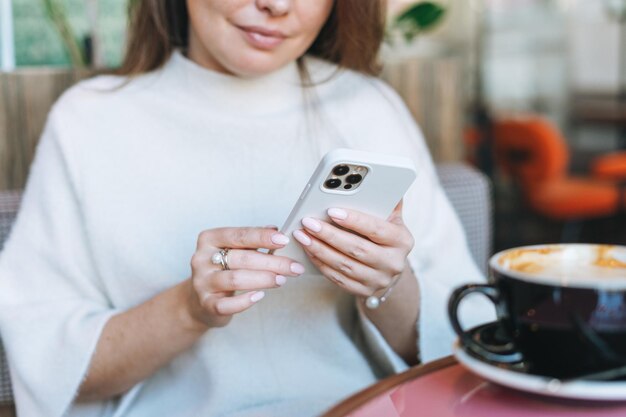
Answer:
[
  {"xmin": 352, "ymin": 79, "xmax": 496, "ymax": 369},
  {"xmin": 0, "ymin": 105, "xmax": 117, "ymax": 417}
]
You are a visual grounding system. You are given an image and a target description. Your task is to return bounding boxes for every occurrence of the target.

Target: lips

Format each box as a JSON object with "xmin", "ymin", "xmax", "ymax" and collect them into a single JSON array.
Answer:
[{"xmin": 237, "ymin": 25, "xmax": 287, "ymax": 50}]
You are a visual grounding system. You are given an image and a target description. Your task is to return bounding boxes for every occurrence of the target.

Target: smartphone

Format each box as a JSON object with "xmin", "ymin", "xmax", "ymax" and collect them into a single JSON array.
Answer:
[{"xmin": 273, "ymin": 148, "xmax": 418, "ymax": 271}]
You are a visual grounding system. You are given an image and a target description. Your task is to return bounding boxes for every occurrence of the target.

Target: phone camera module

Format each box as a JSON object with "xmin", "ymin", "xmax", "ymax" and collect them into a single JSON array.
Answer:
[
  {"xmin": 325, "ymin": 178, "xmax": 342, "ymax": 189},
  {"xmin": 333, "ymin": 165, "xmax": 350, "ymax": 176},
  {"xmin": 345, "ymin": 174, "xmax": 363, "ymax": 185}
]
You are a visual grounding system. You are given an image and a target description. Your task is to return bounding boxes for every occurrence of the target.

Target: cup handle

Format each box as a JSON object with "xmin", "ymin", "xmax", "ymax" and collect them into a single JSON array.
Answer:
[{"xmin": 448, "ymin": 284, "xmax": 523, "ymax": 363}]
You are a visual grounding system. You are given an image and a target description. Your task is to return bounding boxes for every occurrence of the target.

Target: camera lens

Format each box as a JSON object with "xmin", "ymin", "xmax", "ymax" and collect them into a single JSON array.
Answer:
[
  {"xmin": 344, "ymin": 184, "xmax": 353, "ymax": 190},
  {"xmin": 325, "ymin": 178, "xmax": 342, "ymax": 189},
  {"xmin": 345, "ymin": 174, "xmax": 363, "ymax": 185},
  {"xmin": 333, "ymin": 165, "xmax": 350, "ymax": 176}
]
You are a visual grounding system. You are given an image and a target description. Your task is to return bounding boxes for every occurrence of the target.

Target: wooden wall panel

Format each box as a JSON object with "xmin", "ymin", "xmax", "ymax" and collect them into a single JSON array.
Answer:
[
  {"xmin": 382, "ymin": 57, "xmax": 465, "ymax": 163},
  {"xmin": 0, "ymin": 69, "xmax": 89, "ymax": 191}
]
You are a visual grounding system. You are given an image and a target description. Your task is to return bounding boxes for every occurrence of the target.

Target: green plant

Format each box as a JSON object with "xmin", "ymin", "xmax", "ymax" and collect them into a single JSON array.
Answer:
[
  {"xmin": 391, "ymin": 1, "xmax": 447, "ymax": 43},
  {"xmin": 41, "ymin": 0, "xmax": 86, "ymax": 67}
]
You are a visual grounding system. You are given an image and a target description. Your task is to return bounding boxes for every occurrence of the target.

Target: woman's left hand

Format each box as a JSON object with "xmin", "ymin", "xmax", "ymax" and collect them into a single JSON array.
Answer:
[{"xmin": 292, "ymin": 202, "xmax": 415, "ymax": 297}]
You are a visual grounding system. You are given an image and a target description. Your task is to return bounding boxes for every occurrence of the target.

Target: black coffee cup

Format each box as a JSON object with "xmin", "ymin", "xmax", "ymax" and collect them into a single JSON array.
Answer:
[{"xmin": 448, "ymin": 244, "xmax": 626, "ymax": 379}]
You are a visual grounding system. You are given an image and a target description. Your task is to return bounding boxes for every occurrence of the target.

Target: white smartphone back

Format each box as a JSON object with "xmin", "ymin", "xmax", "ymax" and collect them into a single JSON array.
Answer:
[{"xmin": 274, "ymin": 148, "xmax": 418, "ymax": 272}]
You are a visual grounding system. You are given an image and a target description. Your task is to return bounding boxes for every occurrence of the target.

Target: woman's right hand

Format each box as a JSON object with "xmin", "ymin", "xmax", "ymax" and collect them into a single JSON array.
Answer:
[{"xmin": 187, "ymin": 227, "xmax": 304, "ymax": 329}]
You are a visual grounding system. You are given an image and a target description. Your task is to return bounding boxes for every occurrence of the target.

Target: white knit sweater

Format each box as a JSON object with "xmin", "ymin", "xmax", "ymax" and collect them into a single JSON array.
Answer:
[{"xmin": 0, "ymin": 51, "xmax": 491, "ymax": 417}]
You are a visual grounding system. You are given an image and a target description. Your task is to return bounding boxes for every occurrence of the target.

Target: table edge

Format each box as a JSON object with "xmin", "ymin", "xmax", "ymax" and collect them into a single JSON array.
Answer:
[{"xmin": 320, "ymin": 356, "xmax": 458, "ymax": 417}]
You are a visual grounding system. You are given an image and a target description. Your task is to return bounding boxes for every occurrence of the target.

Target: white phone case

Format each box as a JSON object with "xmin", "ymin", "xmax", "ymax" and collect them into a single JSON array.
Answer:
[{"xmin": 274, "ymin": 148, "xmax": 418, "ymax": 272}]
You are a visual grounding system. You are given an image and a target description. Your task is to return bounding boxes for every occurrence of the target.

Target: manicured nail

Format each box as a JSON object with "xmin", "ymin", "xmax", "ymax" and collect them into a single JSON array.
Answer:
[
  {"xmin": 302, "ymin": 217, "xmax": 322, "ymax": 232},
  {"xmin": 250, "ymin": 291, "xmax": 265, "ymax": 303},
  {"xmin": 271, "ymin": 233, "xmax": 290, "ymax": 245},
  {"xmin": 291, "ymin": 262, "xmax": 306, "ymax": 275},
  {"xmin": 293, "ymin": 230, "xmax": 312, "ymax": 246},
  {"xmin": 328, "ymin": 208, "xmax": 348, "ymax": 220},
  {"xmin": 275, "ymin": 275, "xmax": 287, "ymax": 286}
]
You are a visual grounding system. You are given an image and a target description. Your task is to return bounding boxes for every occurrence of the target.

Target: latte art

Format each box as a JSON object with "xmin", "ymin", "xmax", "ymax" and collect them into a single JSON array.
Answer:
[{"xmin": 495, "ymin": 244, "xmax": 626, "ymax": 288}]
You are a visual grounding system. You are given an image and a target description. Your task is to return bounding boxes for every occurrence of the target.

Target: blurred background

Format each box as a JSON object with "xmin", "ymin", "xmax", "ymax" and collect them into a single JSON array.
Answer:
[
  {"xmin": 2, "ymin": 0, "xmax": 626, "ymax": 254},
  {"xmin": 6, "ymin": 0, "xmax": 125, "ymax": 67}
]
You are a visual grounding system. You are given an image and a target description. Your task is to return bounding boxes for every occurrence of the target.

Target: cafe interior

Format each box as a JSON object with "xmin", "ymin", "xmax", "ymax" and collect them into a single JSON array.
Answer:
[{"xmin": 1, "ymin": 0, "xmax": 626, "ymax": 416}]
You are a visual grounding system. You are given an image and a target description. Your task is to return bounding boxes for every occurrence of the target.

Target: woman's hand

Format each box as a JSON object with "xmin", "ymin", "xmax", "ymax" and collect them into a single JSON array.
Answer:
[
  {"xmin": 292, "ymin": 202, "xmax": 415, "ymax": 298},
  {"xmin": 187, "ymin": 227, "xmax": 305, "ymax": 329}
]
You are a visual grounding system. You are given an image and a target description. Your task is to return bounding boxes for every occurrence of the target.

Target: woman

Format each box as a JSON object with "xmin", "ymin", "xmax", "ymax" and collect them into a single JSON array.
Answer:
[{"xmin": 0, "ymin": 1, "xmax": 490, "ymax": 416}]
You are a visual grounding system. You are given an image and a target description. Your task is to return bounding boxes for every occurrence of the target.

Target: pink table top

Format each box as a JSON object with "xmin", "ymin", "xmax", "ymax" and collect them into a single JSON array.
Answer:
[{"xmin": 322, "ymin": 357, "xmax": 626, "ymax": 417}]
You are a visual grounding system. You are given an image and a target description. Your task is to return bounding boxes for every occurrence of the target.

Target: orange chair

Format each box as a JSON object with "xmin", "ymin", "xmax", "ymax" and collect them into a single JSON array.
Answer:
[
  {"xmin": 592, "ymin": 151, "xmax": 626, "ymax": 181},
  {"xmin": 492, "ymin": 117, "xmax": 624, "ymax": 221}
]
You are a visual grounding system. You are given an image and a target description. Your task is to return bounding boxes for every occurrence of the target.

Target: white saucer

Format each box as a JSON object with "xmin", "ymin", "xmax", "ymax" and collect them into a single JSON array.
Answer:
[{"xmin": 454, "ymin": 340, "xmax": 626, "ymax": 401}]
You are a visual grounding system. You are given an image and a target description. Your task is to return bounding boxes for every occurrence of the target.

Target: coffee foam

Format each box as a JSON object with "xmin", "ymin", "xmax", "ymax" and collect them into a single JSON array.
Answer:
[{"xmin": 494, "ymin": 245, "xmax": 626, "ymax": 288}]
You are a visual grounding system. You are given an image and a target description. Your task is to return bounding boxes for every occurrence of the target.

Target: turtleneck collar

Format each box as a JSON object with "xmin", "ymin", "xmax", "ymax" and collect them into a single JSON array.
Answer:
[{"xmin": 159, "ymin": 49, "xmax": 308, "ymax": 116}]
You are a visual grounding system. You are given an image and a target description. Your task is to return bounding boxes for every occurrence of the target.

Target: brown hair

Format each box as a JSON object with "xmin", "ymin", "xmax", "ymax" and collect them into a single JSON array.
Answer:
[{"xmin": 118, "ymin": 0, "xmax": 386, "ymax": 77}]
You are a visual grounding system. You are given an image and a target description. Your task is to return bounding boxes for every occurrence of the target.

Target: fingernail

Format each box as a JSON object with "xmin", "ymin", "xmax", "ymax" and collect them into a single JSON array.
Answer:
[
  {"xmin": 290, "ymin": 262, "xmax": 305, "ymax": 275},
  {"xmin": 328, "ymin": 208, "xmax": 348, "ymax": 220},
  {"xmin": 250, "ymin": 291, "xmax": 265, "ymax": 303},
  {"xmin": 293, "ymin": 230, "xmax": 311, "ymax": 246},
  {"xmin": 301, "ymin": 217, "xmax": 322, "ymax": 232},
  {"xmin": 271, "ymin": 233, "xmax": 290, "ymax": 245},
  {"xmin": 275, "ymin": 275, "xmax": 287, "ymax": 286}
]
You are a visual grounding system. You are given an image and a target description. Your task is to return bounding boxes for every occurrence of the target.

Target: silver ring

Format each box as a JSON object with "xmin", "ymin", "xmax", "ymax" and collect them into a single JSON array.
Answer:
[{"xmin": 211, "ymin": 248, "xmax": 230, "ymax": 271}]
